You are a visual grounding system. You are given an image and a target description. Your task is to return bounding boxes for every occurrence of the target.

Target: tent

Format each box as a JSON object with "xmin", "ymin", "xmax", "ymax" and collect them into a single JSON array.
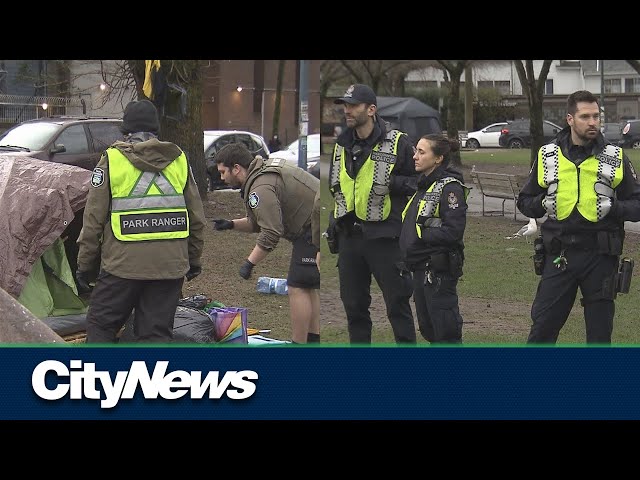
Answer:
[
  {"xmin": 0, "ymin": 156, "xmax": 91, "ymax": 325},
  {"xmin": 376, "ymin": 96, "xmax": 442, "ymax": 144}
]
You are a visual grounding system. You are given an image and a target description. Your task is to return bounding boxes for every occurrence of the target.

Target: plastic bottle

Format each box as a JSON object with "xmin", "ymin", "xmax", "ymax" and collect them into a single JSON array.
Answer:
[{"xmin": 256, "ymin": 276, "xmax": 288, "ymax": 295}]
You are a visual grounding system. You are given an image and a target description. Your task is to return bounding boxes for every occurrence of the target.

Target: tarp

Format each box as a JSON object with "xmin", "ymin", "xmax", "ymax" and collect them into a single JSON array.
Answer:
[
  {"xmin": 0, "ymin": 155, "xmax": 91, "ymax": 298},
  {"xmin": 376, "ymin": 96, "xmax": 442, "ymax": 144}
]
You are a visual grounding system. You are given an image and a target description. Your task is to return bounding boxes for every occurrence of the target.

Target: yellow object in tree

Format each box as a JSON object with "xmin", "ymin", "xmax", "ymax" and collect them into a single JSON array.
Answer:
[{"xmin": 143, "ymin": 60, "xmax": 161, "ymax": 100}]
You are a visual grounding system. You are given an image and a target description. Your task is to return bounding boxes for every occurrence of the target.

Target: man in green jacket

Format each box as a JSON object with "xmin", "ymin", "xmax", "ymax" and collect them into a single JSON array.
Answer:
[
  {"xmin": 76, "ymin": 100, "xmax": 206, "ymax": 343},
  {"xmin": 212, "ymin": 143, "xmax": 320, "ymax": 344}
]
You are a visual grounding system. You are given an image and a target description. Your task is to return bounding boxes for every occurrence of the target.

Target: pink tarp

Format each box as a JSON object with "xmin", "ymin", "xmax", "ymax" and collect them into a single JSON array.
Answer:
[{"xmin": 0, "ymin": 156, "xmax": 91, "ymax": 297}]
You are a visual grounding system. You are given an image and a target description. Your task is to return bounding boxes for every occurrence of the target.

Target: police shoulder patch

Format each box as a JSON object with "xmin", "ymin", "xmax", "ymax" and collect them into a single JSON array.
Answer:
[
  {"xmin": 248, "ymin": 191, "xmax": 260, "ymax": 209},
  {"xmin": 91, "ymin": 167, "xmax": 105, "ymax": 187}
]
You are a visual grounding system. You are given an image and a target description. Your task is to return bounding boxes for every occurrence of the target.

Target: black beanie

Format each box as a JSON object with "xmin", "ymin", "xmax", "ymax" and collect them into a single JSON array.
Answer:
[{"xmin": 120, "ymin": 99, "xmax": 160, "ymax": 135}]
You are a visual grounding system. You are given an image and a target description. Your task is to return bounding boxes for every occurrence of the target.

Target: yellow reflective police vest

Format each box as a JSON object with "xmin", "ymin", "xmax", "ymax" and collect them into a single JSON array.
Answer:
[
  {"xmin": 108, "ymin": 148, "xmax": 189, "ymax": 241},
  {"xmin": 402, "ymin": 177, "xmax": 469, "ymax": 238},
  {"xmin": 537, "ymin": 143, "xmax": 623, "ymax": 222},
  {"xmin": 329, "ymin": 130, "xmax": 403, "ymax": 221}
]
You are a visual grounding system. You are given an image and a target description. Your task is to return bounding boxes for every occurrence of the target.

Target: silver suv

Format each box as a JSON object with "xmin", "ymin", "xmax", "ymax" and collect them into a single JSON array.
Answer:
[{"xmin": 0, "ymin": 116, "xmax": 123, "ymax": 170}]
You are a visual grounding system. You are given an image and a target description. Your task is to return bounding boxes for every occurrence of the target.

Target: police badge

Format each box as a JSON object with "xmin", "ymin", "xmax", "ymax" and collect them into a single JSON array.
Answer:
[
  {"xmin": 248, "ymin": 191, "xmax": 260, "ymax": 209},
  {"xmin": 91, "ymin": 167, "xmax": 105, "ymax": 187}
]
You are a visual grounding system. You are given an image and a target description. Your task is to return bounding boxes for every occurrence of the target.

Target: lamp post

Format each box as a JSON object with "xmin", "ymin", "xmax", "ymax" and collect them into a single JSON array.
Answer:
[{"xmin": 598, "ymin": 60, "xmax": 605, "ymax": 126}]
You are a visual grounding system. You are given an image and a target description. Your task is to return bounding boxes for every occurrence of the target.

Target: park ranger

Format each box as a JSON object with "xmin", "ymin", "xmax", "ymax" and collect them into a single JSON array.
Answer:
[
  {"xmin": 76, "ymin": 99, "xmax": 206, "ymax": 343},
  {"xmin": 212, "ymin": 142, "xmax": 320, "ymax": 344}
]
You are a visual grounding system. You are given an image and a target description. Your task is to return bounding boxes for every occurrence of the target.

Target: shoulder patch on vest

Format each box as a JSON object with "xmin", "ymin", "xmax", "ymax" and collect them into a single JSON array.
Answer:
[
  {"xmin": 448, "ymin": 191, "xmax": 459, "ymax": 209},
  {"xmin": 91, "ymin": 167, "xmax": 105, "ymax": 187},
  {"xmin": 248, "ymin": 191, "xmax": 260, "ymax": 209}
]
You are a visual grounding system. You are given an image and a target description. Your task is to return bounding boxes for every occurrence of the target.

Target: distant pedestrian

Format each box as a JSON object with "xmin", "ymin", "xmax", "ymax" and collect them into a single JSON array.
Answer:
[{"xmin": 268, "ymin": 134, "xmax": 283, "ymax": 153}]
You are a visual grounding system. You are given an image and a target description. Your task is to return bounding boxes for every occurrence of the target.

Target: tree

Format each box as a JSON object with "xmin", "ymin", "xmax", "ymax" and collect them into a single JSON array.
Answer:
[
  {"xmin": 271, "ymin": 60, "xmax": 286, "ymax": 139},
  {"xmin": 436, "ymin": 60, "xmax": 469, "ymax": 167},
  {"xmin": 513, "ymin": 60, "xmax": 553, "ymax": 166},
  {"xmin": 320, "ymin": 60, "xmax": 435, "ymax": 97},
  {"xmin": 103, "ymin": 60, "xmax": 207, "ymax": 199}
]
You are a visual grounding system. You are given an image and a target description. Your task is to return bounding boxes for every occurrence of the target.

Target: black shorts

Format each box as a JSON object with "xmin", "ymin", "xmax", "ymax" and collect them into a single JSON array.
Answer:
[{"xmin": 287, "ymin": 230, "xmax": 320, "ymax": 289}]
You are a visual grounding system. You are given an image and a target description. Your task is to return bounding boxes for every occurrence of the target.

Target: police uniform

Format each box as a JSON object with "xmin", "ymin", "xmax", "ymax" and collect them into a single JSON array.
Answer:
[
  {"xmin": 77, "ymin": 100, "xmax": 206, "ymax": 343},
  {"xmin": 242, "ymin": 155, "xmax": 320, "ymax": 289},
  {"xmin": 329, "ymin": 89, "xmax": 418, "ymax": 344},
  {"xmin": 399, "ymin": 165, "xmax": 469, "ymax": 343},
  {"xmin": 517, "ymin": 126, "xmax": 640, "ymax": 343}
]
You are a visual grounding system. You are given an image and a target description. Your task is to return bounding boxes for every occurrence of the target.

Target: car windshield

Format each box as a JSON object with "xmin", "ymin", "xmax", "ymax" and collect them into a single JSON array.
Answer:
[
  {"xmin": 283, "ymin": 133, "xmax": 320, "ymax": 155},
  {"xmin": 203, "ymin": 132, "xmax": 224, "ymax": 151},
  {"xmin": 0, "ymin": 122, "xmax": 62, "ymax": 150}
]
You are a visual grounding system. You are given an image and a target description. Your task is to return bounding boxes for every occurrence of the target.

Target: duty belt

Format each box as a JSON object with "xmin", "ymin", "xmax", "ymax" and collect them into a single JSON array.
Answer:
[{"xmin": 544, "ymin": 231, "xmax": 623, "ymax": 255}]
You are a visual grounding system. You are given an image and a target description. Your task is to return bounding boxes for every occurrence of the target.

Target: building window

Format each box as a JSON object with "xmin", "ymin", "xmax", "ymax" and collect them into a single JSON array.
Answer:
[
  {"xmin": 625, "ymin": 78, "xmax": 640, "ymax": 93},
  {"xmin": 604, "ymin": 78, "xmax": 621, "ymax": 94},
  {"xmin": 495, "ymin": 81, "xmax": 510, "ymax": 95},
  {"xmin": 545, "ymin": 79, "xmax": 554, "ymax": 95},
  {"xmin": 477, "ymin": 81, "xmax": 493, "ymax": 90}
]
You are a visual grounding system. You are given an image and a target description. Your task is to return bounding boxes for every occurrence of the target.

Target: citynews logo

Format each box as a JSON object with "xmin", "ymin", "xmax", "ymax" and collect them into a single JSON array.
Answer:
[{"xmin": 31, "ymin": 360, "xmax": 258, "ymax": 409}]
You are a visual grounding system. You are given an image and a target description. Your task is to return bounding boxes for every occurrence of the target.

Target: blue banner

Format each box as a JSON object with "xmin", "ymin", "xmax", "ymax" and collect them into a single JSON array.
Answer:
[{"xmin": 1, "ymin": 346, "xmax": 640, "ymax": 420}]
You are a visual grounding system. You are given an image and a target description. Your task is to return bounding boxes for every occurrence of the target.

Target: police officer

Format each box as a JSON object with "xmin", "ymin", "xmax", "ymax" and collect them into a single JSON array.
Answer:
[
  {"xmin": 517, "ymin": 90, "xmax": 640, "ymax": 344},
  {"xmin": 212, "ymin": 143, "xmax": 320, "ymax": 344},
  {"xmin": 76, "ymin": 99, "xmax": 206, "ymax": 343},
  {"xmin": 400, "ymin": 134, "xmax": 468, "ymax": 343},
  {"xmin": 329, "ymin": 84, "xmax": 417, "ymax": 344}
]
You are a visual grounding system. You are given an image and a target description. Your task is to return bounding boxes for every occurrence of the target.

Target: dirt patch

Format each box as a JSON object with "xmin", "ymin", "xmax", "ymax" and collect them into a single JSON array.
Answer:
[{"xmin": 319, "ymin": 287, "xmax": 531, "ymax": 338}]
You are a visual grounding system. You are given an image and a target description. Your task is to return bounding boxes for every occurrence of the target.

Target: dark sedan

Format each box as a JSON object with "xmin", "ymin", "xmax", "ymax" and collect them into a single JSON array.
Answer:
[{"xmin": 498, "ymin": 119, "xmax": 563, "ymax": 148}]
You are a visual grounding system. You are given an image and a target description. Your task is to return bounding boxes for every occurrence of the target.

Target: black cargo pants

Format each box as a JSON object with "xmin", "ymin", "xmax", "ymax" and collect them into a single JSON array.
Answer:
[
  {"xmin": 85, "ymin": 271, "xmax": 184, "ymax": 343},
  {"xmin": 527, "ymin": 249, "xmax": 618, "ymax": 344},
  {"xmin": 337, "ymin": 229, "xmax": 416, "ymax": 344},
  {"xmin": 412, "ymin": 269, "xmax": 463, "ymax": 343}
]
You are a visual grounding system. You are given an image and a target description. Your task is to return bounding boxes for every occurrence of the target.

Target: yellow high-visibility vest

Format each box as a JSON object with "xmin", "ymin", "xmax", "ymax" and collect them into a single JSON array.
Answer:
[
  {"xmin": 538, "ymin": 143, "xmax": 623, "ymax": 221},
  {"xmin": 402, "ymin": 177, "xmax": 470, "ymax": 238},
  {"xmin": 108, "ymin": 148, "xmax": 189, "ymax": 241},
  {"xmin": 330, "ymin": 130, "xmax": 403, "ymax": 221}
]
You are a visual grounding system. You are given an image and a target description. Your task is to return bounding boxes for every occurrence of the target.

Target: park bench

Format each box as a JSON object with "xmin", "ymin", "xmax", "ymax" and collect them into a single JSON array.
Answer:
[{"xmin": 469, "ymin": 167, "xmax": 527, "ymax": 221}]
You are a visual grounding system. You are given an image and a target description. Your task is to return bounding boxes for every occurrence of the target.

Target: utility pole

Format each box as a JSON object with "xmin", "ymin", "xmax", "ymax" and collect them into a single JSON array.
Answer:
[
  {"xmin": 298, "ymin": 60, "xmax": 309, "ymax": 170},
  {"xmin": 599, "ymin": 59, "xmax": 605, "ymax": 126}
]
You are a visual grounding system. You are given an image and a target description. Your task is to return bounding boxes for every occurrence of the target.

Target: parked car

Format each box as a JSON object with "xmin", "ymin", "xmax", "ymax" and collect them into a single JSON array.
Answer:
[
  {"xmin": 498, "ymin": 119, "xmax": 563, "ymax": 148},
  {"xmin": 204, "ymin": 130, "xmax": 270, "ymax": 191},
  {"xmin": 269, "ymin": 133, "xmax": 320, "ymax": 178},
  {"xmin": 0, "ymin": 116, "xmax": 123, "ymax": 171},
  {"xmin": 619, "ymin": 119, "xmax": 640, "ymax": 149},
  {"xmin": 463, "ymin": 122, "xmax": 508, "ymax": 149},
  {"xmin": 602, "ymin": 122, "xmax": 623, "ymax": 144}
]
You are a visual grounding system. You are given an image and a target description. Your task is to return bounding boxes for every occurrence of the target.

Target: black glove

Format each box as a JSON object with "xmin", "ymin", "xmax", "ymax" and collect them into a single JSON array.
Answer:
[
  {"xmin": 239, "ymin": 259, "xmax": 255, "ymax": 280},
  {"xmin": 75, "ymin": 270, "xmax": 92, "ymax": 294},
  {"xmin": 213, "ymin": 219, "xmax": 234, "ymax": 231},
  {"xmin": 185, "ymin": 265, "xmax": 202, "ymax": 281}
]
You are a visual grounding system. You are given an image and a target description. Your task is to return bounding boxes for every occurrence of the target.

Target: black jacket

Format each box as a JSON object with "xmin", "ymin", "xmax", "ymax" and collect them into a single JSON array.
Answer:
[
  {"xmin": 399, "ymin": 165, "xmax": 467, "ymax": 270},
  {"xmin": 517, "ymin": 126, "xmax": 640, "ymax": 237},
  {"xmin": 331, "ymin": 114, "xmax": 418, "ymax": 239}
]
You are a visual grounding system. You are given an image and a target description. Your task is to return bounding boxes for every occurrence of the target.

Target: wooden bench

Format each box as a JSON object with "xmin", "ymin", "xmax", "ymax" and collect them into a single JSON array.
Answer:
[{"xmin": 469, "ymin": 168, "xmax": 527, "ymax": 221}]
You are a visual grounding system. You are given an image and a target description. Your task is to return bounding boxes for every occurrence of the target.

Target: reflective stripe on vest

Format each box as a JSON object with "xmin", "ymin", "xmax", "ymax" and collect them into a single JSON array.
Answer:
[
  {"xmin": 538, "ymin": 143, "xmax": 623, "ymax": 221},
  {"xmin": 108, "ymin": 148, "xmax": 189, "ymax": 241},
  {"xmin": 329, "ymin": 130, "xmax": 402, "ymax": 221},
  {"xmin": 402, "ymin": 177, "xmax": 469, "ymax": 238}
]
